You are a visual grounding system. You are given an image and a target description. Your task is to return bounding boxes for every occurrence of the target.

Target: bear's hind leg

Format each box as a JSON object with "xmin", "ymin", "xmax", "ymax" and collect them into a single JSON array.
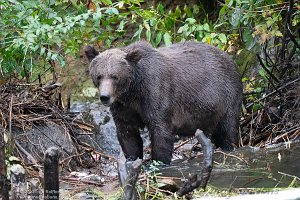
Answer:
[{"xmin": 212, "ymin": 111, "xmax": 239, "ymax": 151}]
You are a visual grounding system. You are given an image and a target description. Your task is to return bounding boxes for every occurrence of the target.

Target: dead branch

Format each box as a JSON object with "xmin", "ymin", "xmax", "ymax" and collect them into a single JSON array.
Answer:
[
  {"xmin": 118, "ymin": 153, "xmax": 142, "ymax": 200},
  {"xmin": 246, "ymin": 76, "xmax": 300, "ymax": 109},
  {"xmin": 15, "ymin": 140, "xmax": 39, "ymax": 166},
  {"xmin": 177, "ymin": 129, "xmax": 214, "ymax": 197}
]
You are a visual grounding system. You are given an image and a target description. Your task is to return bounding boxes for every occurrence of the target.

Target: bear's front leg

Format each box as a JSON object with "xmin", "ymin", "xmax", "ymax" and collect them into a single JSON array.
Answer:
[
  {"xmin": 149, "ymin": 123, "xmax": 175, "ymax": 164},
  {"xmin": 111, "ymin": 103, "xmax": 144, "ymax": 160},
  {"xmin": 116, "ymin": 126, "xmax": 143, "ymax": 160}
]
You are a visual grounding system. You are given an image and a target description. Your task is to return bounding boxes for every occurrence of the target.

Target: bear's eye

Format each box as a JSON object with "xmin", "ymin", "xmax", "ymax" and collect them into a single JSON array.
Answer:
[
  {"xmin": 97, "ymin": 75, "xmax": 103, "ymax": 80},
  {"xmin": 111, "ymin": 75, "xmax": 118, "ymax": 80},
  {"xmin": 120, "ymin": 61, "xmax": 127, "ymax": 66}
]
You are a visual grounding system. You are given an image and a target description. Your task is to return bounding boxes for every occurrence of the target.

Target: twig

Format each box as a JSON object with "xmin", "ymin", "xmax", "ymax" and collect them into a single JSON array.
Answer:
[
  {"xmin": 27, "ymin": 115, "xmax": 52, "ymax": 121},
  {"xmin": 139, "ymin": 181, "xmax": 174, "ymax": 195},
  {"xmin": 9, "ymin": 94, "xmax": 13, "ymax": 133},
  {"xmin": 256, "ymin": 54, "xmax": 279, "ymax": 84},
  {"xmin": 272, "ymin": 127, "xmax": 300, "ymax": 143},
  {"xmin": 60, "ymin": 177, "xmax": 104, "ymax": 187},
  {"xmin": 15, "ymin": 141, "xmax": 39, "ymax": 166},
  {"xmin": 278, "ymin": 171, "xmax": 300, "ymax": 180},
  {"xmin": 246, "ymin": 76, "xmax": 300, "ymax": 109},
  {"xmin": 174, "ymin": 136, "xmax": 195, "ymax": 151},
  {"xmin": 93, "ymin": 150, "xmax": 117, "ymax": 160},
  {"xmin": 59, "ymin": 151, "xmax": 88, "ymax": 165},
  {"xmin": 214, "ymin": 150, "xmax": 250, "ymax": 166}
]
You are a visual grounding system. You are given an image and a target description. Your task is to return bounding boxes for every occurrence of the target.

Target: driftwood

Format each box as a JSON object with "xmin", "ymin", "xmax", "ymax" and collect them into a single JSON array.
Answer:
[
  {"xmin": 10, "ymin": 164, "xmax": 27, "ymax": 200},
  {"xmin": 118, "ymin": 153, "xmax": 142, "ymax": 200},
  {"xmin": 28, "ymin": 178, "xmax": 40, "ymax": 200},
  {"xmin": 0, "ymin": 126, "xmax": 9, "ymax": 200},
  {"xmin": 44, "ymin": 147, "xmax": 61, "ymax": 200},
  {"xmin": 177, "ymin": 129, "xmax": 214, "ymax": 196}
]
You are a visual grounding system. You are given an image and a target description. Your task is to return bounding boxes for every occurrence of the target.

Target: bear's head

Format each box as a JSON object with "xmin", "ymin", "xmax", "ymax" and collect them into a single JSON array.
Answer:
[{"xmin": 85, "ymin": 46, "xmax": 142, "ymax": 106}]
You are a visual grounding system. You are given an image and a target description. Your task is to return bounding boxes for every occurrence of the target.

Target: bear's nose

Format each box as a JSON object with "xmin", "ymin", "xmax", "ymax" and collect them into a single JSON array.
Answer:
[{"xmin": 100, "ymin": 93, "xmax": 110, "ymax": 105}]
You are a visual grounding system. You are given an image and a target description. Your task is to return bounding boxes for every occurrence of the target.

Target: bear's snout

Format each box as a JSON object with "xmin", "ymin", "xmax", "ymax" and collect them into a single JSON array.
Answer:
[
  {"xmin": 100, "ymin": 93, "xmax": 111, "ymax": 106},
  {"xmin": 99, "ymin": 78, "xmax": 114, "ymax": 106}
]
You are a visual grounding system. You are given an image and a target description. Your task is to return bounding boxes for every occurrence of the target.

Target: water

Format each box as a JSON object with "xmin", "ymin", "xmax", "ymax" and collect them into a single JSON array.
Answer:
[{"xmin": 161, "ymin": 141, "xmax": 300, "ymax": 189}]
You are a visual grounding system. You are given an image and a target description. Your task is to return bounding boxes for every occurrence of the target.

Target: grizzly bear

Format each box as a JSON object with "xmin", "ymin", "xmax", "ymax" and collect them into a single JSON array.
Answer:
[{"xmin": 85, "ymin": 41, "xmax": 242, "ymax": 164}]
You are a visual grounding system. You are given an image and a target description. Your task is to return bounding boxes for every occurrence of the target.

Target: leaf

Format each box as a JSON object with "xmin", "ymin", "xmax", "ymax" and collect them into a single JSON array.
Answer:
[
  {"xmin": 105, "ymin": 8, "xmax": 119, "ymax": 15},
  {"xmin": 218, "ymin": 33, "xmax": 227, "ymax": 43},
  {"xmin": 243, "ymin": 29, "xmax": 257, "ymax": 50},
  {"xmin": 118, "ymin": 20, "xmax": 126, "ymax": 31},
  {"xmin": 219, "ymin": 5, "xmax": 228, "ymax": 16},
  {"xmin": 186, "ymin": 18, "xmax": 196, "ymax": 24},
  {"xmin": 258, "ymin": 68, "xmax": 266, "ymax": 78},
  {"xmin": 111, "ymin": 8, "xmax": 119, "ymax": 15},
  {"xmin": 40, "ymin": 47, "xmax": 46, "ymax": 55},
  {"xmin": 51, "ymin": 53, "xmax": 58, "ymax": 60},
  {"xmin": 79, "ymin": 20, "xmax": 85, "ymax": 26},
  {"xmin": 230, "ymin": 8, "xmax": 241, "ymax": 27},
  {"xmin": 255, "ymin": 87, "xmax": 262, "ymax": 93},
  {"xmin": 177, "ymin": 24, "xmax": 188, "ymax": 34},
  {"xmin": 26, "ymin": 33, "xmax": 36, "ymax": 43},
  {"xmin": 88, "ymin": 2, "xmax": 97, "ymax": 12},
  {"xmin": 144, "ymin": 22, "xmax": 150, "ymax": 31},
  {"xmin": 93, "ymin": 11, "xmax": 102, "ymax": 20},
  {"xmin": 158, "ymin": 3, "xmax": 164, "ymax": 15},
  {"xmin": 163, "ymin": 32, "xmax": 172, "ymax": 47},
  {"xmin": 146, "ymin": 30, "xmax": 151, "ymax": 42},
  {"xmin": 203, "ymin": 23, "xmax": 210, "ymax": 31},
  {"xmin": 149, "ymin": 19, "xmax": 156, "ymax": 27},
  {"xmin": 274, "ymin": 30, "xmax": 283, "ymax": 37},
  {"xmin": 116, "ymin": 1, "xmax": 124, "ymax": 8},
  {"xmin": 155, "ymin": 31, "xmax": 162, "ymax": 46},
  {"xmin": 165, "ymin": 17, "xmax": 175, "ymax": 30},
  {"xmin": 101, "ymin": 0, "xmax": 112, "ymax": 5},
  {"xmin": 174, "ymin": 6, "xmax": 181, "ymax": 18},
  {"xmin": 132, "ymin": 25, "xmax": 143, "ymax": 39},
  {"xmin": 192, "ymin": 5, "xmax": 199, "ymax": 14},
  {"xmin": 258, "ymin": 32, "xmax": 270, "ymax": 44},
  {"xmin": 56, "ymin": 55, "xmax": 66, "ymax": 67},
  {"xmin": 183, "ymin": 5, "xmax": 192, "ymax": 18}
]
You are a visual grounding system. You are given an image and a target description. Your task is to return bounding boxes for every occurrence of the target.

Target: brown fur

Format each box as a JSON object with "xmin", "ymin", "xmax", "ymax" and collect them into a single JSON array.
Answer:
[{"xmin": 86, "ymin": 41, "xmax": 242, "ymax": 164}]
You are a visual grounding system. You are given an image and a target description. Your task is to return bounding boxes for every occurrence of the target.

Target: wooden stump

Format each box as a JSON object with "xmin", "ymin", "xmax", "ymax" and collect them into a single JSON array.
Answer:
[
  {"xmin": 0, "ymin": 126, "xmax": 9, "ymax": 200},
  {"xmin": 11, "ymin": 164, "xmax": 27, "ymax": 200},
  {"xmin": 44, "ymin": 147, "xmax": 61, "ymax": 200}
]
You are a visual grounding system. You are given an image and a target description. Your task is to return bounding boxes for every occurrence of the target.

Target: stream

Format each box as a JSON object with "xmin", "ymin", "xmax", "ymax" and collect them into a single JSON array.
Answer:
[{"xmin": 162, "ymin": 141, "xmax": 300, "ymax": 189}]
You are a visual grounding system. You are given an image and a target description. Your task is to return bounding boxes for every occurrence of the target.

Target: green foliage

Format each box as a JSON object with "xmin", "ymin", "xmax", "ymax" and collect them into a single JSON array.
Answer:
[
  {"xmin": 130, "ymin": 3, "xmax": 229, "ymax": 49},
  {"xmin": 217, "ymin": 0, "xmax": 299, "ymax": 106},
  {"xmin": 137, "ymin": 160, "xmax": 166, "ymax": 199},
  {"xmin": 0, "ymin": 0, "xmax": 134, "ymax": 81},
  {"xmin": 1, "ymin": 0, "xmax": 298, "ymax": 102}
]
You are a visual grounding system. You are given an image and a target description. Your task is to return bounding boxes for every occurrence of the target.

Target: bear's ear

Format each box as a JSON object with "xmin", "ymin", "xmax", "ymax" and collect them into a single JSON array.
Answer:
[
  {"xmin": 125, "ymin": 49, "xmax": 143, "ymax": 64},
  {"xmin": 85, "ymin": 45, "xmax": 99, "ymax": 62}
]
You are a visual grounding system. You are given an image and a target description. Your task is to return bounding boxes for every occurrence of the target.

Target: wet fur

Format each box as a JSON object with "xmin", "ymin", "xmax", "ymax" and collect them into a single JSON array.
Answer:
[{"xmin": 86, "ymin": 41, "xmax": 242, "ymax": 164}]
